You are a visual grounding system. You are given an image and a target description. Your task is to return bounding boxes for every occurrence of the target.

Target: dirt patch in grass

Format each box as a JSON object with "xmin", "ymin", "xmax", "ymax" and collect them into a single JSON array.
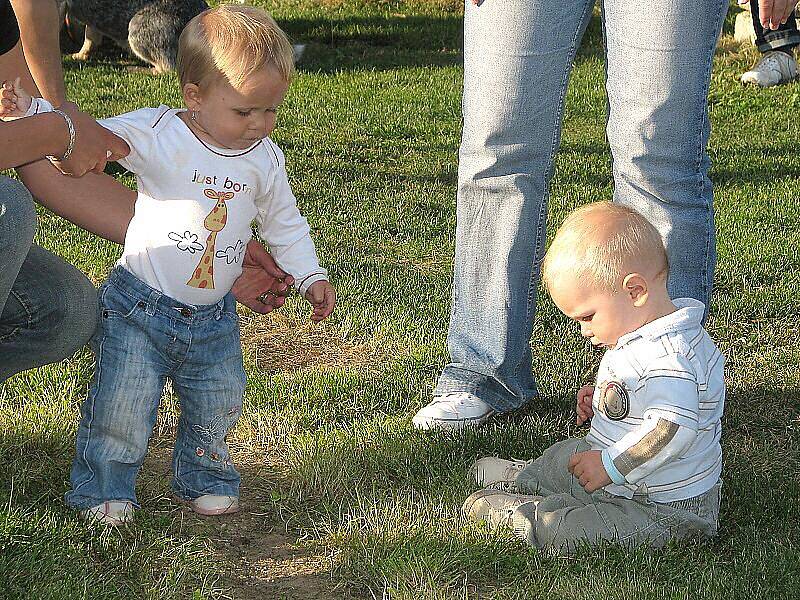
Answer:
[
  {"xmin": 239, "ymin": 312, "xmax": 388, "ymax": 375},
  {"xmin": 179, "ymin": 502, "xmax": 339, "ymax": 600},
  {"xmin": 142, "ymin": 442, "xmax": 355, "ymax": 600}
]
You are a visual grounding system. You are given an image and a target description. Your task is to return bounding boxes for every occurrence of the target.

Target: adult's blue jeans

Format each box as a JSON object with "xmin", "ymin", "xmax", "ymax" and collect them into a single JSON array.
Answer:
[
  {"xmin": 0, "ymin": 176, "xmax": 97, "ymax": 382},
  {"xmin": 66, "ymin": 266, "xmax": 246, "ymax": 510},
  {"xmin": 435, "ymin": 0, "xmax": 728, "ymax": 412}
]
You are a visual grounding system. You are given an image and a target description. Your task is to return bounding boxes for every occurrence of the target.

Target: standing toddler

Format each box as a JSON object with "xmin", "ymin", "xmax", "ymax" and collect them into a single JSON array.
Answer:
[{"xmin": 2, "ymin": 4, "xmax": 335, "ymax": 525}]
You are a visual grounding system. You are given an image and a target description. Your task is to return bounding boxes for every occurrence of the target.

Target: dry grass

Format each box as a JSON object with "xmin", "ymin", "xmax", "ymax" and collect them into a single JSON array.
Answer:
[{"xmin": 239, "ymin": 311, "xmax": 392, "ymax": 375}]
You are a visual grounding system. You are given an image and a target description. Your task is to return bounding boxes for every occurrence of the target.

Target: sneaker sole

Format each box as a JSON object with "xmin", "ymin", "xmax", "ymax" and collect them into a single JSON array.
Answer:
[
  {"xmin": 461, "ymin": 488, "xmax": 500, "ymax": 519},
  {"xmin": 412, "ymin": 410, "xmax": 496, "ymax": 431}
]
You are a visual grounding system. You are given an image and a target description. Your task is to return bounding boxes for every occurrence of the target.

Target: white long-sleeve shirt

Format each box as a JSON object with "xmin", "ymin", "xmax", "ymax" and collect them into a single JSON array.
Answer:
[
  {"xmin": 29, "ymin": 100, "xmax": 327, "ymax": 305},
  {"xmin": 586, "ymin": 298, "xmax": 725, "ymax": 502}
]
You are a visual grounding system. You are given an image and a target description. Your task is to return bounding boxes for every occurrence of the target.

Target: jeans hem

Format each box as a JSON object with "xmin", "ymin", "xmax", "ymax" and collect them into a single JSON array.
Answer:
[{"xmin": 435, "ymin": 364, "xmax": 537, "ymax": 412}]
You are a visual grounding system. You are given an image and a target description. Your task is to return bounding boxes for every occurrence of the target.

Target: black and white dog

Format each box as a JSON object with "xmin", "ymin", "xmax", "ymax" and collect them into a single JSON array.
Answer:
[
  {"xmin": 60, "ymin": 0, "xmax": 209, "ymax": 73},
  {"xmin": 59, "ymin": 0, "xmax": 305, "ymax": 74}
]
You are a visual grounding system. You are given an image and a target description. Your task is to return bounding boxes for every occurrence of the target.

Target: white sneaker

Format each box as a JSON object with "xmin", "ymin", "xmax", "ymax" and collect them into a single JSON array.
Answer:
[
  {"xmin": 184, "ymin": 494, "xmax": 240, "ymax": 516},
  {"xmin": 469, "ymin": 457, "xmax": 530, "ymax": 492},
  {"xmin": 80, "ymin": 500, "xmax": 135, "ymax": 526},
  {"xmin": 462, "ymin": 489, "xmax": 541, "ymax": 529},
  {"xmin": 741, "ymin": 51, "xmax": 798, "ymax": 87},
  {"xmin": 412, "ymin": 392, "xmax": 496, "ymax": 431}
]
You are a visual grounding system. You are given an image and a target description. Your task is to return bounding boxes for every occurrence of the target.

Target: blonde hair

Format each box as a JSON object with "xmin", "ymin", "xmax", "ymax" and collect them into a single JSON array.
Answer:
[
  {"xmin": 177, "ymin": 4, "xmax": 294, "ymax": 90},
  {"xmin": 542, "ymin": 201, "xmax": 669, "ymax": 292}
]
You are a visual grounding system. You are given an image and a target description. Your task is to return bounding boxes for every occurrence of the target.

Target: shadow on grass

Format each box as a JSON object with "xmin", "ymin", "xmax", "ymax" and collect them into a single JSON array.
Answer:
[{"xmin": 61, "ymin": 12, "xmax": 608, "ymax": 76}]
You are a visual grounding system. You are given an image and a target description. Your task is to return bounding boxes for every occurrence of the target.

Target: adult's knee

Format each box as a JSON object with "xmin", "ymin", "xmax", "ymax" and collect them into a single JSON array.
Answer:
[
  {"xmin": 607, "ymin": 111, "xmax": 713, "ymax": 213},
  {"xmin": 0, "ymin": 177, "xmax": 36, "ymax": 253},
  {"xmin": 53, "ymin": 273, "xmax": 98, "ymax": 354},
  {"xmin": 38, "ymin": 269, "xmax": 98, "ymax": 363}
]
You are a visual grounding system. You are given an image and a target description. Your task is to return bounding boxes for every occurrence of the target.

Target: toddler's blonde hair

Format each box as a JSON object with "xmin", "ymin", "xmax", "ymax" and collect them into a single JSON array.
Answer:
[
  {"xmin": 177, "ymin": 4, "xmax": 294, "ymax": 90},
  {"xmin": 542, "ymin": 201, "xmax": 669, "ymax": 292}
]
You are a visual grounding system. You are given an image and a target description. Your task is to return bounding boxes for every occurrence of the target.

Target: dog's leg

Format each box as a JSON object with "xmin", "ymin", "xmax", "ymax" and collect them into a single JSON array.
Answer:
[{"xmin": 71, "ymin": 25, "xmax": 103, "ymax": 61}]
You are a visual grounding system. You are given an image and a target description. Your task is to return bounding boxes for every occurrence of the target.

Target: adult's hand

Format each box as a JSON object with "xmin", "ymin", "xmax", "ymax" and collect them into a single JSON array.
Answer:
[
  {"xmin": 232, "ymin": 240, "xmax": 294, "ymax": 314},
  {"xmin": 759, "ymin": 0, "xmax": 799, "ymax": 29},
  {"xmin": 53, "ymin": 103, "xmax": 129, "ymax": 177}
]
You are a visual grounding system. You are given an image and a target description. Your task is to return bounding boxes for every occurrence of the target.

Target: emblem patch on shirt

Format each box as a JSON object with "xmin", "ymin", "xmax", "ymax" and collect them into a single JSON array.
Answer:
[{"xmin": 599, "ymin": 380, "xmax": 629, "ymax": 421}]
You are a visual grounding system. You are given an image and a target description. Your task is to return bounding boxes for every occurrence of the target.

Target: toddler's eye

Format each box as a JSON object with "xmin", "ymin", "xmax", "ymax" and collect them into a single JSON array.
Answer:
[{"xmin": 236, "ymin": 109, "xmax": 251, "ymax": 117}]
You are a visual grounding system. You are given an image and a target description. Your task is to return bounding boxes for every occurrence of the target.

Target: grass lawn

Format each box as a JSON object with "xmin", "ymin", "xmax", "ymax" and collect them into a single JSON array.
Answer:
[{"xmin": 2, "ymin": 0, "xmax": 800, "ymax": 598}]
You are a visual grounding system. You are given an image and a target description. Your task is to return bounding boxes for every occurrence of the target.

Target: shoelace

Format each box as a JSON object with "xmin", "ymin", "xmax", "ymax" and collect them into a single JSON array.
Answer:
[{"xmin": 757, "ymin": 53, "xmax": 788, "ymax": 76}]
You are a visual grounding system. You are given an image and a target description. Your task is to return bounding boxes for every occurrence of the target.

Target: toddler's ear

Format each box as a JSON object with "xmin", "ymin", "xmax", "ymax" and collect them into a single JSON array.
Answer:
[
  {"xmin": 622, "ymin": 273, "xmax": 648, "ymax": 306},
  {"xmin": 182, "ymin": 82, "xmax": 203, "ymax": 111}
]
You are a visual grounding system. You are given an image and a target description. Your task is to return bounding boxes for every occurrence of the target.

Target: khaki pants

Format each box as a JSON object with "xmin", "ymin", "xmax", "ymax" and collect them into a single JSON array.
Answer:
[{"xmin": 513, "ymin": 438, "xmax": 721, "ymax": 554}]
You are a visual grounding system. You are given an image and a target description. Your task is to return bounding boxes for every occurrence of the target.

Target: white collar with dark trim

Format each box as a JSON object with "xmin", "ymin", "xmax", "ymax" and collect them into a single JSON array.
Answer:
[{"xmin": 614, "ymin": 297, "xmax": 706, "ymax": 349}]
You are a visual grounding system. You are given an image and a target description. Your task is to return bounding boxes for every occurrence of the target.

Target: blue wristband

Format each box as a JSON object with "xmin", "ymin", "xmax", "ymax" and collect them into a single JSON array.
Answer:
[{"xmin": 601, "ymin": 450, "xmax": 627, "ymax": 485}]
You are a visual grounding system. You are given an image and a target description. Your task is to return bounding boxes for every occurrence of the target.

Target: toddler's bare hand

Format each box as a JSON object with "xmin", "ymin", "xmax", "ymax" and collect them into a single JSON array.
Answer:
[
  {"xmin": 576, "ymin": 384, "xmax": 595, "ymax": 425},
  {"xmin": 305, "ymin": 281, "xmax": 336, "ymax": 322},
  {"xmin": 568, "ymin": 450, "xmax": 611, "ymax": 493},
  {"xmin": 0, "ymin": 78, "xmax": 32, "ymax": 119}
]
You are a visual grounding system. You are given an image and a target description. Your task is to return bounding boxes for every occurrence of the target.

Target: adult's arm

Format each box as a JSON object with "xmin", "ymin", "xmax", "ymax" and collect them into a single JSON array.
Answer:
[
  {"xmin": 0, "ymin": 112, "xmax": 70, "ymax": 169},
  {"xmin": 17, "ymin": 160, "xmax": 135, "ymax": 243},
  {"xmin": 10, "ymin": 0, "xmax": 66, "ymax": 106}
]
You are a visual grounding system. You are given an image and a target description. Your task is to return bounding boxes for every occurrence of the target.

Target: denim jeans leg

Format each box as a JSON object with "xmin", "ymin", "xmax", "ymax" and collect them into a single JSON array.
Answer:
[
  {"xmin": 0, "ymin": 177, "xmax": 36, "ymax": 311},
  {"xmin": 170, "ymin": 295, "xmax": 245, "ymax": 500},
  {"xmin": 0, "ymin": 176, "xmax": 97, "ymax": 381},
  {"xmin": 66, "ymin": 283, "xmax": 167, "ymax": 509},
  {"xmin": 436, "ymin": 0, "xmax": 596, "ymax": 413},
  {"xmin": 604, "ymin": 0, "xmax": 728, "ymax": 316},
  {"xmin": 0, "ymin": 245, "xmax": 98, "ymax": 381}
]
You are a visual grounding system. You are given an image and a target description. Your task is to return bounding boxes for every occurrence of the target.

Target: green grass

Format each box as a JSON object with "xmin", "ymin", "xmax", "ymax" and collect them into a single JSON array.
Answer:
[{"xmin": 3, "ymin": 1, "xmax": 800, "ymax": 598}]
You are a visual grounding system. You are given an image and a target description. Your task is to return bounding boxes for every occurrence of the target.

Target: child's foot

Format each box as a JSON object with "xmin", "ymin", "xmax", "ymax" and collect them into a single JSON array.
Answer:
[
  {"xmin": 469, "ymin": 457, "xmax": 529, "ymax": 492},
  {"xmin": 462, "ymin": 489, "xmax": 541, "ymax": 529},
  {"xmin": 80, "ymin": 500, "xmax": 135, "ymax": 526},
  {"xmin": 741, "ymin": 51, "xmax": 798, "ymax": 87},
  {"xmin": 179, "ymin": 494, "xmax": 240, "ymax": 516}
]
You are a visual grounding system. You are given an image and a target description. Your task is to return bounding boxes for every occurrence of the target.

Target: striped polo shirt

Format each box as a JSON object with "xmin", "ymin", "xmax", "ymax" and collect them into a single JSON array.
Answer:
[{"xmin": 587, "ymin": 298, "xmax": 725, "ymax": 502}]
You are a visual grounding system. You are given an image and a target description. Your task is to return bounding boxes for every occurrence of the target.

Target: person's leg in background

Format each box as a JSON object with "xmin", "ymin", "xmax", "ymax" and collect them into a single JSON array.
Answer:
[
  {"xmin": 604, "ymin": 0, "xmax": 728, "ymax": 315},
  {"xmin": 0, "ymin": 176, "xmax": 97, "ymax": 382},
  {"xmin": 741, "ymin": 0, "xmax": 799, "ymax": 87},
  {"xmin": 414, "ymin": 0, "xmax": 597, "ymax": 430}
]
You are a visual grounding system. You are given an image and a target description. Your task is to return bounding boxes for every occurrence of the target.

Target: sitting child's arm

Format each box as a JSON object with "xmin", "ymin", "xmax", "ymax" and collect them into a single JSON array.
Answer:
[
  {"xmin": 573, "ymin": 354, "xmax": 701, "ymax": 493},
  {"xmin": 256, "ymin": 146, "xmax": 335, "ymax": 322}
]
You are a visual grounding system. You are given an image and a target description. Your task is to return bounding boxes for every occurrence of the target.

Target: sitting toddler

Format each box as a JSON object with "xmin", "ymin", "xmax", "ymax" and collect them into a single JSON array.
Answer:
[{"xmin": 463, "ymin": 201, "xmax": 724, "ymax": 553}]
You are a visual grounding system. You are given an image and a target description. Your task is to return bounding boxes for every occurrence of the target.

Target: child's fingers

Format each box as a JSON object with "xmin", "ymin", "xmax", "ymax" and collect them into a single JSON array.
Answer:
[{"xmin": 567, "ymin": 453, "xmax": 581, "ymax": 473}]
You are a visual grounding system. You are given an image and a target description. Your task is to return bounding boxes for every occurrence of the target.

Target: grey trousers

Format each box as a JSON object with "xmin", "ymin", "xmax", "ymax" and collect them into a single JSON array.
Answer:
[{"xmin": 513, "ymin": 438, "xmax": 721, "ymax": 554}]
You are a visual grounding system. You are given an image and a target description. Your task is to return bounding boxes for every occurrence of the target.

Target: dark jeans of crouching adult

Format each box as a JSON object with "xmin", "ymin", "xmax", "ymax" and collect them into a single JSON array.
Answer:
[
  {"xmin": 0, "ymin": 176, "xmax": 98, "ymax": 382},
  {"xmin": 751, "ymin": 0, "xmax": 800, "ymax": 53}
]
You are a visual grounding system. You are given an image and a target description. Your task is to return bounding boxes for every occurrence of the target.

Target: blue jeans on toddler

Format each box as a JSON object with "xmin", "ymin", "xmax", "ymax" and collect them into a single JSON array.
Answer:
[{"xmin": 66, "ymin": 266, "xmax": 246, "ymax": 510}]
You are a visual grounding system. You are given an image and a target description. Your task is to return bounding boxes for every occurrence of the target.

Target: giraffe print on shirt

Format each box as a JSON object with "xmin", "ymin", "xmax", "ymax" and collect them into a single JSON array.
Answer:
[{"xmin": 186, "ymin": 188, "xmax": 235, "ymax": 290}]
